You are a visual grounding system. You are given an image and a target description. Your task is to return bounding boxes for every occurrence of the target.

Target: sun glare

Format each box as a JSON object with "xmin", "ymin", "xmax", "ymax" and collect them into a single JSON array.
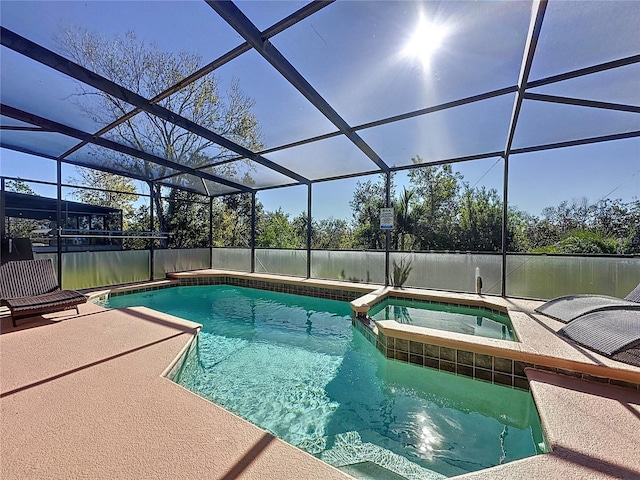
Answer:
[{"xmin": 402, "ymin": 16, "xmax": 447, "ymax": 69}]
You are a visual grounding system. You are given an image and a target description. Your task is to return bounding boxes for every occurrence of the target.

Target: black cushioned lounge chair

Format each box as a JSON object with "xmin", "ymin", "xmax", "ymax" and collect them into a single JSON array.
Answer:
[
  {"xmin": 559, "ymin": 309, "xmax": 640, "ymax": 367},
  {"xmin": 0, "ymin": 259, "xmax": 86, "ymax": 327},
  {"xmin": 534, "ymin": 282, "xmax": 640, "ymax": 323}
]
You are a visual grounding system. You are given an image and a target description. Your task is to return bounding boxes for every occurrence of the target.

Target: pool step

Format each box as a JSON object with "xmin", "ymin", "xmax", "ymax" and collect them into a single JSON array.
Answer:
[
  {"xmin": 320, "ymin": 431, "xmax": 445, "ymax": 480},
  {"xmin": 339, "ymin": 461, "xmax": 412, "ymax": 480}
]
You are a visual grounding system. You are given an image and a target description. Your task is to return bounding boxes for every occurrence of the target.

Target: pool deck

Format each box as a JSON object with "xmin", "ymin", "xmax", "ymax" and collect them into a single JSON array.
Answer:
[{"xmin": 1, "ymin": 271, "xmax": 639, "ymax": 480}]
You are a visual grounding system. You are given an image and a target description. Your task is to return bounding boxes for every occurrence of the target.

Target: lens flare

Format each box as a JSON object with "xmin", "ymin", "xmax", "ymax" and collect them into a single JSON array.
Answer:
[{"xmin": 401, "ymin": 15, "xmax": 447, "ymax": 69}]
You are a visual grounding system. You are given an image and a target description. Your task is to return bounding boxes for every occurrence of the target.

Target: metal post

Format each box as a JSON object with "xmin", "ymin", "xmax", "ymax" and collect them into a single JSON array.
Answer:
[
  {"xmin": 119, "ymin": 209, "xmax": 123, "ymax": 248},
  {"xmin": 149, "ymin": 182, "xmax": 155, "ymax": 281},
  {"xmin": 307, "ymin": 183, "xmax": 312, "ymax": 279},
  {"xmin": 501, "ymin": 157, "xmax": 509, "ymax": 297},
  {"xmin": 56, "ymin": 160, "xmax": 62, "ymax": 286},
  {"xmin": 250, "ymin": 193, "xmax": 256, "ymax": 273},
  {"xmin": 500, "ymin": 0, "xmax": 548, "ymax": 297},
  {"xmin": 209, "ymin": 197, "xmax": 214, "ymax": 269},
  {"xmin": 385, "ymin": 172, "xmax": 391, "ymax": 287},
  {"xmin": 0, "ymin": 178, "xmax": 5, "ymax": 243}
]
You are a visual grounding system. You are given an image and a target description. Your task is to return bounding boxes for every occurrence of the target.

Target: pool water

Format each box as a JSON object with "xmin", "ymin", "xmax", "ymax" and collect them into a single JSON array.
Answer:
[
  {"xmin": 103, "ymin": 285, "xmax": 545, "ymax": 479},
  {"xmin": 369, "ymin": 299, "xmax": 516, "ymax": 341}
]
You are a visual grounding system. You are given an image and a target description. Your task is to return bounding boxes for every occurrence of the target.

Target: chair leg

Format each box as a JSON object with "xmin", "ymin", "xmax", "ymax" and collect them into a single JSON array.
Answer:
[{"xmin": 12, "ymin": 316, "xmax": 17, "ymax": 328}]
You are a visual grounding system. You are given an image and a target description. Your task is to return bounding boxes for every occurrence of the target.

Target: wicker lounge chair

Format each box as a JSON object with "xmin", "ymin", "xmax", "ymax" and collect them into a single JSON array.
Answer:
[
  {"xmin": 0, "ymin": 259, "xmax": 86, "ymax": 327},
  {"xmin": 534, "ymin": 282, "xmax": 640, "ymax": 323},
  {"xmin": 559, "ymin": 308, "xmax": 640, "ymax": 367}
]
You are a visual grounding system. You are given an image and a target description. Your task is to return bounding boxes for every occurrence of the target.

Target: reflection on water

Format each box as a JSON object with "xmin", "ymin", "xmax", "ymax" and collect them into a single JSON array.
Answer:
[
  {"xmin": 394, "ymin": 305, "xmax": 412, "ymax": 323},
  {"xmin": 414, "ymin": 413, "xmax": 443, "ymax": 460}
]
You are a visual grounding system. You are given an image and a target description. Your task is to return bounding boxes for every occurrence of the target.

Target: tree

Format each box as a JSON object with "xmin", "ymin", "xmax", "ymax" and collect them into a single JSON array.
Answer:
[
  {"xmin": 623, "ymin": 200, "xmax": 640, "ymax": 253},
  {"xmin": 592, "ymin": 198, "xmax": 640, "ymax": 253},
  {"xmin": 4, "ymin": 180, "xmax": 45, "ymax": 238},
  {"xmin": 67, "ymin": 167, "xmax": 139, "ymax": 228},
  {"xmin": 539, "ymin": 198, "xmax": 591, "ymax": 235},
  {"xmin": 392, "ymin": 187, "xmax": 419, "ymax": 251},
  {"xmin": 312, "ymin": 217, "xmax": 353, "ymax": 249},
  {"xmin": 123, "ymin": 204, "xmax": 154, "ymax": 250},
  {"xmin": 5, "ymin": 179, "xmax": 36, "ymax": 194},
  {"xmin": 507, "ymin": 208, "xmax": 536, "ymax": 252},
  {"xmin": 57, "ymin": 28, "xmax": 263, "ymax": 242},
  {"xmin": 256, "ymin": 208, "xmax": 300, "ymax": 248},
  {"xmin": 211, "ymin": 193, "xmax": 256, "ymax": 247},
  {"xmin": 164, "ymin": 189, "xmax": 209, "ymax": 248},
  {"xmin": 408, "ymin": 161, "xmax": 462, "ymax": 250},
  {"xmin": 457, "ymin": 185, "xmax": 503, "ymax": 251},
  {"xmin": 291, "ymin": 213, "xmax": 309, "ymax": 248},
  {"xmin": 523, "ymin": 197, "xmax": 640, "ymax": 255},
  {"xmin": 350, "ymin": 175, "xmax": 389, "ymax": 249}
]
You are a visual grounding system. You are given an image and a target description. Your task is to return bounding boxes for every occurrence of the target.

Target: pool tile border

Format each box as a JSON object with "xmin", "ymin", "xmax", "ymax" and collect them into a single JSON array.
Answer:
[
  {"xmin": 102, "ymin": 276, "xmax": 362, "ymax": 302},
  {"xmin": 352, "ymin": 317, "xmax": 640, "ymax": 391},
  {"xmin": 367, "ymin": 295, "xmax": 506, "ymax": 317},
  {"xmin": 176, "ymin": 276, "xmax": 363, "ymax": 301},
  {"xmin": 108, "ymin": 283, "xmax": 178, "ymax": 297},
  {"xmin": 352, "ymin": 317, "xmax": 530, "ymax": 390}
]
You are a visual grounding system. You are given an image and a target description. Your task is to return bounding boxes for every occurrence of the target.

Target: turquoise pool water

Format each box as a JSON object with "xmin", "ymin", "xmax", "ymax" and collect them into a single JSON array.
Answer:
[
  {"xmin": 103, "ymin": 285, "xmax": 545, "ymax": 479},
  {"xmin": 369, "ymin": 299, "xmax": 516, "ymax": 341}
]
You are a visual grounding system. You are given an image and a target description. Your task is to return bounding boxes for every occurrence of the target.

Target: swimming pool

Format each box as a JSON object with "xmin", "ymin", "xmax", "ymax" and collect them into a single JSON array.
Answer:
[
  {"xmin": 368, "ymin": 298, "xmax": 516, "ymax": 341},
  {"xmin": 103, "ymin": 285, "xmax": 546, "ymax": 479}
]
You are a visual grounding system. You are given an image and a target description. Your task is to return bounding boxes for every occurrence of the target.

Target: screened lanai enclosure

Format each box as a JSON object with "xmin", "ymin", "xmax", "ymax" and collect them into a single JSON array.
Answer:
[{"xmin": 1, "ymin": 0, "xmax": 638, "ymax": 298}]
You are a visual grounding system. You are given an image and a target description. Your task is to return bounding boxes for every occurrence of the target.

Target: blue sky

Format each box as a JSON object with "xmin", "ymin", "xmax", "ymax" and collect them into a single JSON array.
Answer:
[{"xmin": 1, "ymin": 1, "xmax": 638, "ymax": 221}]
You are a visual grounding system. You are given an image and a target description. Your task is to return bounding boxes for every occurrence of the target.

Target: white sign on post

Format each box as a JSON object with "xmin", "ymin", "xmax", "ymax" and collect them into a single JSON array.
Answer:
[{"xmin": 380, "ymin": 207, "xmax": 394, "ymax": 230}]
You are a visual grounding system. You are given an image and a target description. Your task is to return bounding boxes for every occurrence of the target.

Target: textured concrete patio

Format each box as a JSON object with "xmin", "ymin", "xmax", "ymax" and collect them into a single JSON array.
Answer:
[
  {"xmin": 1, "ymin": 279, "xmax": 639, "ymax": 480},
  {"xmin": 0, "ymin": 304, "xmax": 349, "ymax": 480}
]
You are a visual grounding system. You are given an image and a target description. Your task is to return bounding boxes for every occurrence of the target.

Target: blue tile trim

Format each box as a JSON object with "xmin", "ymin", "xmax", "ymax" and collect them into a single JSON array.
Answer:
[{"xmin": 352, "ymin": 322, "xmax": 640, "ymax": 392}]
